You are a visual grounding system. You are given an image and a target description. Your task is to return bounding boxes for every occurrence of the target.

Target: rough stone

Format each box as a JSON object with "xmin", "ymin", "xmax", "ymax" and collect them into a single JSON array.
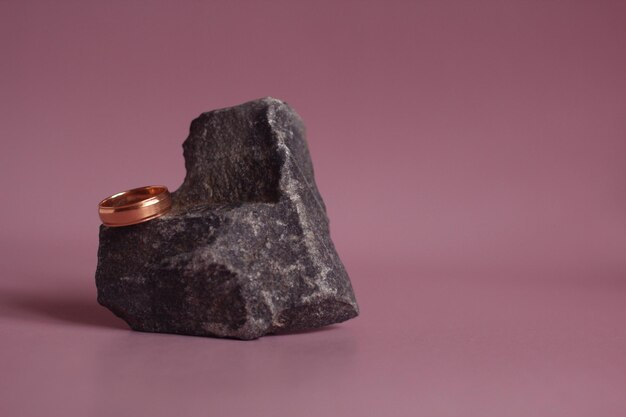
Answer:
[{"xmin": 95, "ymin": 97, "xmax": 359, "ymax": 340}]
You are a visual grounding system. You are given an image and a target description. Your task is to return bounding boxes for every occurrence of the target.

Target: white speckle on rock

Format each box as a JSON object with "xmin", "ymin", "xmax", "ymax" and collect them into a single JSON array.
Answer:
[{"xmin": 120, "ymin": 276, "xmax": 146, "ymax": 284}]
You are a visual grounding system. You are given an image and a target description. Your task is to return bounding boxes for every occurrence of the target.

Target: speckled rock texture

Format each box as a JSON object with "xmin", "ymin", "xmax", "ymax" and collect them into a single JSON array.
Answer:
[{"xmin": 95, "ymin": 98, "xmax": 359, "ymax": 340}]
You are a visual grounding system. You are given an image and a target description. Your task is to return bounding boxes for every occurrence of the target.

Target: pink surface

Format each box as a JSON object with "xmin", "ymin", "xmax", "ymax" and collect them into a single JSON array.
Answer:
[{"xmin": 1, "ymin": 1, "xmax": 625, "ymax": 416}]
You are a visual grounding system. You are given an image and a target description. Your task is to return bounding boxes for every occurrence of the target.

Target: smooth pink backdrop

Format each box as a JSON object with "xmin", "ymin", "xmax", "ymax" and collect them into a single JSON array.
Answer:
[{"xmin": 1, "ymin": 1, "xmax": 625, "ymax": 416}]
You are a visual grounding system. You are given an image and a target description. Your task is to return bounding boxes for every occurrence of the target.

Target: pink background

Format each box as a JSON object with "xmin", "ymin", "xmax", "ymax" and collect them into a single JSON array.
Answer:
[{"xmin": 1, "ymin": 1, "xmax": 625, "ymax": 415}]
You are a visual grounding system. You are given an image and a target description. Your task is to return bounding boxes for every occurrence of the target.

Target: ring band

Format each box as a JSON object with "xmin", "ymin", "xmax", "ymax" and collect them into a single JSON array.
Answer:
[{"xmin": 98, "ymin": 185, "xmax": 172, "ymax": 227}]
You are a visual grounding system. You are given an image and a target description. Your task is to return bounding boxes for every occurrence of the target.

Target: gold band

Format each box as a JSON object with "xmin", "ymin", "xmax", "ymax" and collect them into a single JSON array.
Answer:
[{"xmin": 98, "ymin": 185, "xmax": 172, "ymax": 227}]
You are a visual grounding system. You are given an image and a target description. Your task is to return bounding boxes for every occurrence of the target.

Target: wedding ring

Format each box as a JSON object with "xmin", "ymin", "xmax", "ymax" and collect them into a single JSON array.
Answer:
[{"xmin": 98, "ymin": 185, "xmax": 172, "ymax": 227}]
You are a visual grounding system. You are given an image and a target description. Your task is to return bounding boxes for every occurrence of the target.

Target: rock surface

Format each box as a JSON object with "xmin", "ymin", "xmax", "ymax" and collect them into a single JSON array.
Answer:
[{"xmin": 95, "ymin": 97, "xmax": 359, "ymax": 340}]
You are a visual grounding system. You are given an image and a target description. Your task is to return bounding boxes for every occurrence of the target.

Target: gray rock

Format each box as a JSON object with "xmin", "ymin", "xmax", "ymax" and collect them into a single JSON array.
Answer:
[{"xmin": 95, "ymin": 97, "xmax": 359, "ymax": 340}]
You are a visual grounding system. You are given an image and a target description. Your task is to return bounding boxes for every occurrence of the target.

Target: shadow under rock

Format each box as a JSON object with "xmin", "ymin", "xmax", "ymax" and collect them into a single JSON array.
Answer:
[
  {"xmin": 269, "ymin": 324, "xmax": 342, "ymax": 337},
  {"xmin": 0, "ymin": 287, "xmax": 128, "ymax": 330},
  {"xmin": 1, "ymin": 288, "xmax": 347, "ymax": 337},
  {"xmin": 1, "ymin": 286, "xmax": 359, "ymax": 338}
]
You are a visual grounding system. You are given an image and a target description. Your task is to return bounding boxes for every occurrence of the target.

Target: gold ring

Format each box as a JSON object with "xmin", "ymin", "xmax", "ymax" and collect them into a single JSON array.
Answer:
[{"xmin": 98, "ymin": 185, "xmax": 172, "ymax": 227}]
